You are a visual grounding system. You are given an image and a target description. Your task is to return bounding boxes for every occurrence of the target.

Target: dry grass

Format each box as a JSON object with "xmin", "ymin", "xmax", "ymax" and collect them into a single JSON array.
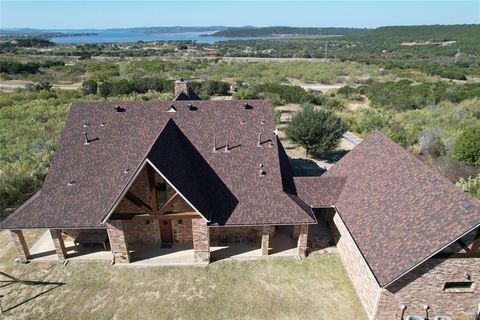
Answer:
[{"xmin": 0, "ymin": 230, "xmax": 367, "ymax": 320}]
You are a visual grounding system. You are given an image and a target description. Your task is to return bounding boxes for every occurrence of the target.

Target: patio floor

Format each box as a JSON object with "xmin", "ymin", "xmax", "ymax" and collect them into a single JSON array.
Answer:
[
  {"xmin": 28, "ymin": 228, "xmax": 300, "ymax": 266},
  {"xmin": 29, "ymin": 230, "xmax": 112, "ymax": 261}
]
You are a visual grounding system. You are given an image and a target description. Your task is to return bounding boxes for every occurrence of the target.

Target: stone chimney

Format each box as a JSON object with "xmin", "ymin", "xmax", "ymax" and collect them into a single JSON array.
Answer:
[{"xmin": 175, "ymin": 78, "xmax": 189, "ymax": 97}]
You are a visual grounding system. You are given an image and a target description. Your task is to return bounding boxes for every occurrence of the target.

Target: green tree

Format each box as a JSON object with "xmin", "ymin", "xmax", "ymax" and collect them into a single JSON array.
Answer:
[
  {"xmin": 453, "ymin": 126, "xmax": 480, "ymax": 166},
  {"xmin": 286, "ymin": 104, "xmax": 347, "ymax": 157},
  {"xmin": 98, "ymin": 81, "xmax": 112, "ymax": 97},
  {"xmin": 81, "ymin": 79, "xmax": 98, "ymax": 95}
]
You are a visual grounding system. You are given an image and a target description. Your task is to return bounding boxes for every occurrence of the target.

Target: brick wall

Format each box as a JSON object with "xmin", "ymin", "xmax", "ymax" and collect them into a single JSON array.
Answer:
[
  {"xmin": 106, "ymin": 220, "xmax": 130, "ymax": 263},
  {"xmin": 296, "ymin": 224, "xmax": 309, "ymax": 257},
  {"xmin": 192, "ymin": 218, "xmax": 209, "ymax": 263},
  {"xmin": 330, "ymin": 212, "xmax": 381, "ymax": 319},
  {"xmin": 376, "ymin": 257, "xmax": 480, "ymax": 319}
]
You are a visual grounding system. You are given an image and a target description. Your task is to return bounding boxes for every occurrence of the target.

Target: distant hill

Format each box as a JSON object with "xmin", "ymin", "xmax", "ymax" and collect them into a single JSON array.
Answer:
[{"xmin": 209, "ymin": 26, "xmax": 370, "ymax": 37}]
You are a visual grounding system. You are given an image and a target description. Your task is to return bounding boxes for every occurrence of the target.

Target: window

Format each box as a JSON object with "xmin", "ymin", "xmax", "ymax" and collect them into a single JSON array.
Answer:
[
  {"xmin": 156, "ymin": 181, "xmax": 168, "ymax": 205},
  {"xmin": 443, "ymin": 281, "xmax": 475, "ymax": 293}
]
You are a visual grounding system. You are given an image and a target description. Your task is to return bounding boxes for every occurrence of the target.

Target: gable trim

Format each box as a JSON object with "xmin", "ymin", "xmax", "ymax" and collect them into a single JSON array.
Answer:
[
  {"xmin": 101, "ymin": 159, "xmax": 148, "ymax": 224},
  {"xmin": 146, "ymin": 159, "xmax": 209, "ymax": 223}
]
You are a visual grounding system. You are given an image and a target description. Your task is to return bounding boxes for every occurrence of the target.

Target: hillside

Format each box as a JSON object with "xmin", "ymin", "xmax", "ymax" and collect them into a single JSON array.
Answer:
[{"xmin": 210, "ymin": 26, "xmax": 369, "ymax": 37}]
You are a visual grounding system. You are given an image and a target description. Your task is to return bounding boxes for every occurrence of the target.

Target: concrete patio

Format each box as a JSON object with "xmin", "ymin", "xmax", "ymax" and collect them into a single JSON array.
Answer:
[{"xmin": 28, "ymin": 228, "xmax": 300, "ymax": 266}]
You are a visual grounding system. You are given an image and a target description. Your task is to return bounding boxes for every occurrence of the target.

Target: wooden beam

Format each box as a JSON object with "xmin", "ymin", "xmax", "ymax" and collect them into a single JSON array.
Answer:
[
  {"xmin": 147, "ymin": 165, "xmax": 158, "ymax": 214},
  {"xmin": 470, "ymin": 228, "xmax": 480, "ymax": 252},
  {"xmin": 158, "ymin": 192, "xmax": 180, "ymax": 214},
  {"xmin": 457, "ymin": 239, "xmax": 471, "ymax": 253},
  {"xmin": 125, "ymin": 192, "xmax": 152, "ymax": 213}
]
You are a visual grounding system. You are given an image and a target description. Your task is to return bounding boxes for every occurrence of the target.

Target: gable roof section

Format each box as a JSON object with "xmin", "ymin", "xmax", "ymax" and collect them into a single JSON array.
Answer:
[
  {"xmin": 293, "ymin": 176, "xmax": 345, "ymax": 208},
  {"xmin": 318, "ymin": 131, "xmax": 480, "ymax": 287},
  {"xmin": 146, "ymin": 119, "xmax": 238, "ymax": 224},
  {"xmin": 174, "ymin": 90, "xmax": 201, "ymax": 101},
  {"xmin": 0, "ymin": 100, "xmax": 315, "ymax": 230}
]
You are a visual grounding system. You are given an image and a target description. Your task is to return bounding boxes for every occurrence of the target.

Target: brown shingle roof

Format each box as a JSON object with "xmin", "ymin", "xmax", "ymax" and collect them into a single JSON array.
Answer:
[
  {"xmin": 0, "ymin": 100, "xmax": 315, "ymax": 229},
  {"xmin": 313, "ymin": 131, "xmax": 480, "ymax": 287}
]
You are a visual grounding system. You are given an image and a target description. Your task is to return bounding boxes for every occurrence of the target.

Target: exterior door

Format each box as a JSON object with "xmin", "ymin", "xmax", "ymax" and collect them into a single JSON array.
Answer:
[{"xmin": 160, "ymin": 219, "xmax": 173, "ymax": 243}]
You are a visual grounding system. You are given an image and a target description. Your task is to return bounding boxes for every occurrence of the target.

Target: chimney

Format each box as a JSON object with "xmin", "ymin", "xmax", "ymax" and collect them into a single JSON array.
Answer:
[{"xmin": 175, "ymin": 78, "xmax": 189, "ymax": 97}]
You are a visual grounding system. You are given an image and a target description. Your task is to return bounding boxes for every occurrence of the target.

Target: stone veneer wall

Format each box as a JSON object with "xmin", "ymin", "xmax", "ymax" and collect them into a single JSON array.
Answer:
[
  {"xmin": 172, "ymin": 218, "xmax": 193, "ymax": 243},
  {"xmin": 329, "ymin": 212, "xmax": 381, "ymax": 319},
  {"xmin": 123, "ymin": 216, "xmax": 160, "ymax": 244},
  {"xmin": 296, "ymin": 225, "xmax": 309, "ymax": 257},
  {"xmin": 375, "ymin": 257, "xmax": 480, "ymax": 319},
  {"xmin": 209, "ymin": 226, "xmax": 275, "ymax": 245},
  {"xmin": 121, "ymin": 216, "xmax": 194, "ymax": 244}
]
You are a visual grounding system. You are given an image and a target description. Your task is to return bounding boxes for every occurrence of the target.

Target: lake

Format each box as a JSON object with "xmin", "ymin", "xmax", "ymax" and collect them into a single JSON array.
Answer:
[{"xmin": 50, "ymin": 29, "xmax": 272, "ymax": 44}]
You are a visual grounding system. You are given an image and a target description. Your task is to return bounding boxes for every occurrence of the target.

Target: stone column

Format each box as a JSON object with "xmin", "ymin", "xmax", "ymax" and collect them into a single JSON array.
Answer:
[
  {"xmin": 261, "ymin": 226, "xmax": 270, "ymax": 256},
  {"xmin": 10, "ymin": 230, "xmax": 30, "ymax": 260},
  {"xmin": 49, "ymin": 229, "xmax": 68, "ymax": 260},
  {"xmin": 106, "ymin": 220, "xmax": 131, "ymax": 263},
  {"xmin": 296, "ymin": 225, "xmax": 309, "ymax": 257},
  {"xmin": 192, "ymin": 218, "xmax": 210, "ymax": 263}
]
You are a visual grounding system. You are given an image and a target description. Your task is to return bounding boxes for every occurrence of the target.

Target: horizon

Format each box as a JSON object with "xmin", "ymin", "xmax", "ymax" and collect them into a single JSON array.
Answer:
[
  {"xmin": 1, "ymin": 1, "xmax": 479, "ymax": 30},
  {"xmin": 1, "ymin": 23, "xmax": 479, "ymax": 32}
]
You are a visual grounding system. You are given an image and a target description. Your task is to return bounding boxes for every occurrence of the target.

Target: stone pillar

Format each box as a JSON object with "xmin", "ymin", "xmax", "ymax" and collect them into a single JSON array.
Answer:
[
  {"xmin": 261, "ymin": 226, "xmax": 271, "ymax": 256},
  {"xmin": 174, "ymin": 79, "xmax": 189, "ymax": 97},
  {"xmin": 106, "ymin": 220, "xmax": 131, "ymax": 263},
  {"xmin": 296, "ymin": 225, "xmax": 309, "ymax": 257},
  {"xmin": 49, "ymin": 229, "xmax": 68, "ymax": 260},
  {"xmin": 192, "ymin": 218, "xmax": 210, "ymax": 263},
  {"xmin": 10, "ymin": 230, "xmax": 30, "ymax": 260}
]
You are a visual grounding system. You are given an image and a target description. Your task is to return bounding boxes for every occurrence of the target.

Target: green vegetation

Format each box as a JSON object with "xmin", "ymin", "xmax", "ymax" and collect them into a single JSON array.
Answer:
[
  {"xmin": 456, "ymin": 175, "xmax": 480, "ymax": 198},
  {"xmin": 0, "ymin": 60, "xmax": 64, "ymax": 74},
  {"xmin": 360, "ymin": 81, "xmax": 480, "ymax": 111},
  {"xmin": 452, "ymin": 126, "xmax": 480, "ymax": 166},
  {"xmin": 1, "ymin": 24, "xmax": 479, "ymax": 219},
  {"xmin": 286, "ymin": 104, "xmax": 347, "ymax": 157},
  {"xmin": 234, "ymin": 83, "xmax": 321, "ymax": 106}
]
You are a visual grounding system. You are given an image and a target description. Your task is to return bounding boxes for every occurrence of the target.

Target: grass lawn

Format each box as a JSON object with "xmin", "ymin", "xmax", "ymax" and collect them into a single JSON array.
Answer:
[{"xmin": 0, "ymin": 230, "xmax": 367, "ymax": 320}]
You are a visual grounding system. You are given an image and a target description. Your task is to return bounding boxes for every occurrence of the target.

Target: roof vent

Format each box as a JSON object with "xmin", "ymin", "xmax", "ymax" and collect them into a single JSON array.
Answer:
[
  {"xmin": 124, "ymin": 168, "xmax": 131, "ymax": 174},
  {"xmin": 257, "ymin": 133, "xmax": 262, "ymax": 147},
  {"xmin": 83, "ymin": 123, "xmax": 89, "ymax": 128},
  {"xmin": 100, "ymin": 122, "xmax": 106, "ymax": 127},
  {"xmin": 167, "ymin": 105, "xmax": 177, "ymax": 113},
  {"xmin": 83, "ymin": 132, "xmax": 90, "ymax": 145},
  {"xmin": 115, "ymin": 106, "xmax": 126, "ymax": 112},
  {"xmin": 224, "ymin": 136, "xmax": 230, "ymax": 153},
  {"xmin": 67, "ymin": 181, "xmax": 75, "ymax": 187},
  {"xmin": 462, "ymin": 199, "xmax": 475, "ymax": 211},
  {"xmin": 428, "ymin": 176, "xmax": 439, "ymax": 184},
  {"xmin": 259, "ymin": 170, "xmax": 266, "ymax": 177},
  {"xmin": 188, "ymin": 104, "xmax": 197, "ymax": 111},
  {"xmin": 244, "ymin": 103, "xmax": 253, "ymax": 110},
  {"xmin": 212, "ymin": 137, "xmax": 218, "ymax": 153},
  {"xmin": 260, "ymin": 120, "xmax": 265, "ymax": 124},
  {"xmin": 240, "ymin": 120, "xmax": 246, "ymax": 124}
]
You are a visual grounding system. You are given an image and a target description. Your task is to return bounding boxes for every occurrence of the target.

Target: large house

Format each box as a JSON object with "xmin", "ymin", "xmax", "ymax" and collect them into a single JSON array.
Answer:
[{"xmin": 1, "ymin": 82, "xmax": 479, "ymax": 319}]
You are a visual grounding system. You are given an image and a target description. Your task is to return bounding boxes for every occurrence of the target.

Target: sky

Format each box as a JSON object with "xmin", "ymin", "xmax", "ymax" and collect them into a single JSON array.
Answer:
[{"xmin": 1, "ymin": 0, "xmax": 479, "ymax": 29}]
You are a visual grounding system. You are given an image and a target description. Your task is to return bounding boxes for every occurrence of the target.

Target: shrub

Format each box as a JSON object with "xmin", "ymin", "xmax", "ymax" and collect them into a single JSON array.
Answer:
[
  {"xmin": 456, "ymin": 175, "xmax": 480, "ymax": 199},
  {"xmin": 286, "ymin": 104, "xmax": 347, "ymax": 157},
  {"xmin": 81, "ymin": 79, "xmax": 98, "ymax": 95},
  {"xmin": 418, "ymin": 128, "xmax": 446, "ymax": 158},
  {"xmin": 452, "ymin": 126, "xmax": 480, "ymax": 166}
]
